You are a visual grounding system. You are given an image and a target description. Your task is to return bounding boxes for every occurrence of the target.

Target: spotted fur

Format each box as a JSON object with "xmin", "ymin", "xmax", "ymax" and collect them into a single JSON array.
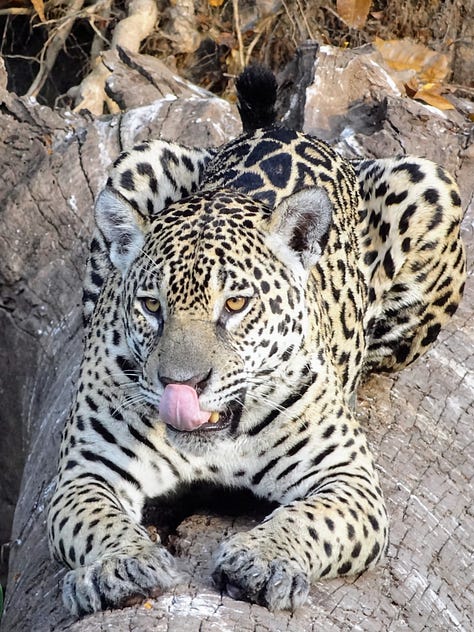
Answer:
[
  {"xmin": 82, "ymin": 140, "xmax": 215, "ymax": 322},
  {"xmin": 48, "ymin": 66, "xmax": 466, "ymax": 616}
]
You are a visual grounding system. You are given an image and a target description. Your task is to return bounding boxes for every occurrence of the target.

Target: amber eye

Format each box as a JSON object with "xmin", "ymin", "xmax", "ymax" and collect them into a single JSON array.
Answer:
[
  {"xmin": 225, "ymin": 297, "xmax": 249, "ymax": 313},
  {"xmin": 142, "ymin": 297, "xmax": 161, "ymax": 315}
]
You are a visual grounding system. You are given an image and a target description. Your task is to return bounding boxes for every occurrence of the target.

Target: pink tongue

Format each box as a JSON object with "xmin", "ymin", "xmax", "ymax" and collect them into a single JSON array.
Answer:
[{"xmin": 159, "ymin": 384, "xmax": 212, "ymax": 431}]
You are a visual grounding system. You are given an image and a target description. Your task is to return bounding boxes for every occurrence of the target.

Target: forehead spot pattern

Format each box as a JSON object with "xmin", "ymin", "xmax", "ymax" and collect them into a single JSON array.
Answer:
[{"xmin": 137, "ymin": 189, "xmax": 277, "ymax": 313}]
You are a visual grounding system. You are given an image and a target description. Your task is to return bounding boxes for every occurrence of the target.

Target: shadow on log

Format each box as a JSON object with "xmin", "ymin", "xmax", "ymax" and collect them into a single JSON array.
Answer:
[{"xmin": 1, "ymin": 45, "xmax": 473, "ymax": 631}]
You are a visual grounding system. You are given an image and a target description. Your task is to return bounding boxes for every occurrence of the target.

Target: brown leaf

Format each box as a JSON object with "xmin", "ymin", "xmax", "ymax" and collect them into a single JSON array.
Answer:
[
  {"xmin": 374, "ymin": 37, "xmax": 449, "ymax": 83},
  {"xmin": 374, "ymin": 38, "xmax": 455, "ymax": 112},
  {"xmin": 31, "ymin": 0, "xmax": 45, "ymax": 22},
  {"xmin": 419, "ymin": 53, "xmax": 450, "ymax": 84},
  {"xmin": 413, "ymin": 85, "xmax": 455, "ymax": 111},
  {"xmin": 336, "ymin": 0, "xmax": 372, "ymax": 29},
  {"xmin": 209, "ymin": 0, "xmax": 225, "ymax": 7}
]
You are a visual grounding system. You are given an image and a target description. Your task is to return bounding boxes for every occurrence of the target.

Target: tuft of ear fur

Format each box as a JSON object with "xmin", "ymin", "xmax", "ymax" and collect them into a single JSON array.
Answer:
[
  {"xmin": 268, "ymin": 188, "xmax": 333, "ymax": 270},
  {"xmin": 235, "ymin": 65, "xmax": 277, "ymax": 133},
  {"xmin": 95, "ymin": 188, "xmax": 146, "ymax": 275}
]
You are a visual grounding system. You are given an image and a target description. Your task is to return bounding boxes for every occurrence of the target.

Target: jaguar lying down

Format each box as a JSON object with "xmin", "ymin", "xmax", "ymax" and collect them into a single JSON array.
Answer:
[{"xmin": 48, "ymin": 65, "xmax": 466, "ymax": 615}]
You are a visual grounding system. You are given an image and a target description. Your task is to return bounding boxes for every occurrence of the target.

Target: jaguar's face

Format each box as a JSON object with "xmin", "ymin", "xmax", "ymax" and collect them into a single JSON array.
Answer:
[
  {"xmin": 96, "ymin": 179, "xmax": 332, "ymax": 443},
  {"xmin": 121, "ymin": 190, "xmax": 311, "ymax": 440}
]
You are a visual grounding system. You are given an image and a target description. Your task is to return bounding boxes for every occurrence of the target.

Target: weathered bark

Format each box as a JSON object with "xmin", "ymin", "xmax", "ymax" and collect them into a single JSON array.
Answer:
[{"xmin": 1, "ymin": 45, "xmax": 473, "ymax": 631}]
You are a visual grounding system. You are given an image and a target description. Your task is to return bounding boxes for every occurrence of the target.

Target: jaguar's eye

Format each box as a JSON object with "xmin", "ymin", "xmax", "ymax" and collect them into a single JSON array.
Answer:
[
  {"xmin": 225, "ymin": 297, "xmax": 249, "ymax": 313},
  {"xmin": 141, "ymin": 297, "xmax": 161, "ymax": 315}
]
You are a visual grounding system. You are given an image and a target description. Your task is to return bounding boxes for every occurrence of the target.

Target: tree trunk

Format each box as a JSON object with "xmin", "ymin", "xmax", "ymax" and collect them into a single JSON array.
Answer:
[{"xmin": 1, "ymin": 45, "xmax": 473, "ymax": 632}]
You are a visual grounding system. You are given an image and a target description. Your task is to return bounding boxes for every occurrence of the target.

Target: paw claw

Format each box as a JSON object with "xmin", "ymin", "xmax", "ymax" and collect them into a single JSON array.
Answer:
[
  {"xmin": 213, "ymin": 538, "xmax": 309, "ymax": 611},
  {"xmin": 63, "ymin": 544, "xmax": 180, "ymax": 615}
]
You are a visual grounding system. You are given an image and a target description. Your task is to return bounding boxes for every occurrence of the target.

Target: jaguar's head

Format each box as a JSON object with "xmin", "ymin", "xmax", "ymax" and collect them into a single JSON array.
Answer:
[{"xmin": 95, "ymin": 186, "xmax": 332, "ymax": 444}]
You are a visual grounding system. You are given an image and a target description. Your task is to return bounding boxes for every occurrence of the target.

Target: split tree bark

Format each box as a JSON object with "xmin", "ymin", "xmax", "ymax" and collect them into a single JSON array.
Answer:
[{"xmin": 1, "ymin": 45, "xmax": 473, "ymax": 632}]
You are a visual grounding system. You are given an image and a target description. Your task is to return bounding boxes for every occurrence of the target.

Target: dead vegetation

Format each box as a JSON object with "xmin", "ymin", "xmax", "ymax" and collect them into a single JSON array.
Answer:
[{"xmin": 0, "ymin": 0, "xmax": 472, "ymax": 113}]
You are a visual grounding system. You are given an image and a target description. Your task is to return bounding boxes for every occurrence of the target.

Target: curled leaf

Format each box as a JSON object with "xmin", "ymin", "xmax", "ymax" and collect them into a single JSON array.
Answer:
[{"xmin": 413, "ymin": 85, "xmax": 455, "ymax": 110}]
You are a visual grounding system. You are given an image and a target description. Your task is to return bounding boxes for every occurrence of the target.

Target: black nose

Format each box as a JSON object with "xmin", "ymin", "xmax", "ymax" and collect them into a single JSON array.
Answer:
[{"xmin": 158, "ymin": 369, "xmax": 212, "ymax": 394}]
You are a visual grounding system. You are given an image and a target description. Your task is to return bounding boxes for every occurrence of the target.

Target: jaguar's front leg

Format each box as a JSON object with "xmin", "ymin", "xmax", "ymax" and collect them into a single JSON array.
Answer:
[
  {"xmin": 48, "ymin": 475, "xmax": 181, "ymax": 615},
  {"xmin": 212, "ymin": 428, "xmax": 388, "ymax": 611}
]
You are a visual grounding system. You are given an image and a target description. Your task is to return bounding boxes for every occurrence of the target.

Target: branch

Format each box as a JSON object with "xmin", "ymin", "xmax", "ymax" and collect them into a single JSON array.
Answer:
[
  {"xmin": 72, "ymin": 0, "xmax": 159, "ymax": 115},
  {"xmin": 232, "ymin": 0, "xmax": 245, "ymax": 73},
  {"xmin": 26, "ymin": 0, "xmax": 85, "ymax": 98}
]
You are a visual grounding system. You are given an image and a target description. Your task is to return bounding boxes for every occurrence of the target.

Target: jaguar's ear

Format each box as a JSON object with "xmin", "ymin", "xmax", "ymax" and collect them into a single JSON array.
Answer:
[
  {"xmin": 95, "ymin": 188, "xmax": 147, "ymax": 275},
  {"xmin": 267, "ymin": 188, "xmax": 333, "ymax": 269}
]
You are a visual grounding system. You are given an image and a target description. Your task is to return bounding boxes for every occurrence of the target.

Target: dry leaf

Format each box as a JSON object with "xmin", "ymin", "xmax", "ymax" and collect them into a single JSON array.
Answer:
[
  {"xmin": 413, "ymin": 85, "xmax": 455, "ymax": 110},
  {"xmin": 31, "ymin": 0, "xmax": 45, "ymax": 22},
  {"xmin": 209, "ymin": 0, "xmax": 225, "ymax": 7},
  {"xmin": 336, "ymin": 0, "xmax": 372, "ymax": 29},
  {"xmin": 374, "ymin": 37, "xmax": 455, "ymax": 112},
  {"xmin": 420, "ymin": 53, "xmax": 450, "ymax": 84},
  {"xmin": 374, "ymin": 37, "xmax": 449, "ymax": 83}
]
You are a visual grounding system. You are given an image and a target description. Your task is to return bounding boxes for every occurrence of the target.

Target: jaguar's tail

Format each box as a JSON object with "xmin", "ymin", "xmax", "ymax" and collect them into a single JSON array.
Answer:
[{"xmin": 235, "ymin": 65, "xmax": 277, "ymax": 133}]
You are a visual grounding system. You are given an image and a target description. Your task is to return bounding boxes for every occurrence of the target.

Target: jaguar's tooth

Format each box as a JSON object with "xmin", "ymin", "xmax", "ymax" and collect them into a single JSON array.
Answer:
[{"xmin": 209, "ymin": 411, "xmax": 220, "ymax": 423}]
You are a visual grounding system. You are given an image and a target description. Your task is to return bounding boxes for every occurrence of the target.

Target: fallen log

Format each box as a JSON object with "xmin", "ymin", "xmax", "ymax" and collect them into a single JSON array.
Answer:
[{"xmin": 1, "ymin": 44, "xmax": 473, "ymax": 632}]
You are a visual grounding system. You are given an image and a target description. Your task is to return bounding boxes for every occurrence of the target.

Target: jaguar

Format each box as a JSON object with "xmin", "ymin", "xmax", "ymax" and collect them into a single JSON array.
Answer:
[{"xmin": 48, "ymin": 65, "xmax": 466, "ymax": 616}]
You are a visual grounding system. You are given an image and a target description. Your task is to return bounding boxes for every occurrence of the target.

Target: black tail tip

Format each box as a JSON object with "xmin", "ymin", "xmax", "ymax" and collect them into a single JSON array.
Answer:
[{"xmin": 235, "ymin": 65, "xmax": 278, "ymax": 133}]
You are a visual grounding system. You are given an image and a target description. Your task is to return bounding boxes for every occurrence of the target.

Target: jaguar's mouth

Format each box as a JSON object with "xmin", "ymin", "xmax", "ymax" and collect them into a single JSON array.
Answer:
[
  {"xmin": 188, "ymin": 398, "xmax": 244, "ymax": 433},
  {"xmin": 158, "ymin": 383, "xmax": 246, "ymax": 434}
]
